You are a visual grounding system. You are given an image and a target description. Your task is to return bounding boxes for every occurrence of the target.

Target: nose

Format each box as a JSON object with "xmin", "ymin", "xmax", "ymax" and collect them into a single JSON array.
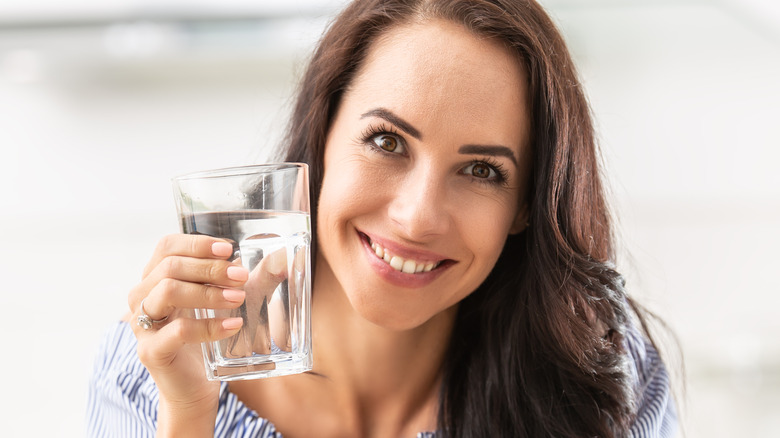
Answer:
[{"xmin": 386, "ymin": 164, "xmax": 452, "ymax": 241}]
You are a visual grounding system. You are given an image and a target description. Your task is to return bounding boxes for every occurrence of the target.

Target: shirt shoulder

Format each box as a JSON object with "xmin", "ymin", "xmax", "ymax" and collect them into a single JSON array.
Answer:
[{"xmin": 624, "ymin": 323, "xmax": 679, "ymax": 438}]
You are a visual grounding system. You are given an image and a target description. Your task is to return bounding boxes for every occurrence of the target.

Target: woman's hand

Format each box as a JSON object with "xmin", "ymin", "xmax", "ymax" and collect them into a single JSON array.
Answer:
[{"xmin": 127, "ymin": 234, "xmax": 248, "ymax": 434}]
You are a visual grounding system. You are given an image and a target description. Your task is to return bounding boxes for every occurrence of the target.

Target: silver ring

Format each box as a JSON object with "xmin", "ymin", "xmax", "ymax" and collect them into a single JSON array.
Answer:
[{"xmin": 137, "ymin": 298, "xmax": 169, "ymax": 330}]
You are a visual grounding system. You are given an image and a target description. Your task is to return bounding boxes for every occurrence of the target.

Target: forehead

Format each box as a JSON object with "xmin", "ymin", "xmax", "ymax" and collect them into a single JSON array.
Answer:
[{"xmin": 344, "ymin": 18, "xmax": 530, "ymax": 148}]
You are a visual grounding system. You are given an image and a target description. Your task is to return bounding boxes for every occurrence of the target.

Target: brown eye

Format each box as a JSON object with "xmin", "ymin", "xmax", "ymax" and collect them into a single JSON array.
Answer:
[
  {"xmin": 469, "ymin": 163, "xmax": 493, "ymax": 178},
  {"xmin": 374, "ymin": 135, "xmax": 399, "ymax": 152}
]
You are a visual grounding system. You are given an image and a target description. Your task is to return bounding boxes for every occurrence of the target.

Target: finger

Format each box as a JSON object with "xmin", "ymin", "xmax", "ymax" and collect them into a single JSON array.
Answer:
[
  {"xmin": 130, "ymin": 256, "xmax": 249, "ymax": 311},
  {"xmin": 245, "ymin": 247, "xmax": 288, "ymax": 295},
  {"xmin": 243, "ymin": 248, "xmax": 288, "ymax": 341},
  {"xmin": 136, "ymin": 317, "xmax": 244, "ymax": 366},
  {"xmin": 141, "ymin": 279, "xmax": 246, "ymax": 321},
  {"xmin": 154, "ymin": 255, "xmax": 248, "ymax": 290},
  {"xmin": 143, "ymin": 234, "xmax": 236, "ymax": 279}
]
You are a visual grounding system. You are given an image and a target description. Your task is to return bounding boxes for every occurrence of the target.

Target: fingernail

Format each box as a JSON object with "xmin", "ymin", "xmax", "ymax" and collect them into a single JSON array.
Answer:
[
  {"xmin": 222, "ymin": 289, "xmax": 245, "ymax": 303},
  {"xmin": 222, "ymin": 317, "xmax": 243, "ymax": 330},
  {"xmin": 212, "ymin": 242, "xmax": 233, "ymax": 257},
  {"xmin": 226, "ymin": 266, "xmax": 249, "ymax": 281}
]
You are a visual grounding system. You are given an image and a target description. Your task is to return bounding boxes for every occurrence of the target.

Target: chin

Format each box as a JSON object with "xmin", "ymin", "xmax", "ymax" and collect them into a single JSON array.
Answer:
[{"xmin": 350, "ymin": 294, "xmax": 455, "ymax": 332}]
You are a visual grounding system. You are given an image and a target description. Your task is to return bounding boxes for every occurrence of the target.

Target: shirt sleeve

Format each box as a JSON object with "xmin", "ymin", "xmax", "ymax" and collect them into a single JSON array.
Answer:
[
  {"xmin": 86, "ymin": 321, "xmax": 282, "ymax": 438},
  {"xmin": 625, "ymin": 325, "xmax": 678, "ymax": 438}
]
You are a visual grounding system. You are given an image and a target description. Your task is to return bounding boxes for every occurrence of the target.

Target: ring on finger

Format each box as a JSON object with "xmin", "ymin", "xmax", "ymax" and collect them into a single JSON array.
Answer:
[{"xmin": 137, "ymin": 297, "xmax": 169, "ymax": 330}]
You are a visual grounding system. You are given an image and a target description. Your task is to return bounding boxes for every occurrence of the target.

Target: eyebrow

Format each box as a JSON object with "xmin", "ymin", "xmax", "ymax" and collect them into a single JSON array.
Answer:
[
  {"xmin": 360, "ymin": 108, "xmax": 422, "ymax": 140},
  {"xmin": 459, "ymin": 144, "xmax": 518, "ymax": 166}
]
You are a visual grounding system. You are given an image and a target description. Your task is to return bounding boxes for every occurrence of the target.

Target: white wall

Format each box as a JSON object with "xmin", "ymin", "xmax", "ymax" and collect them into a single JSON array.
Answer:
[{"xmin": 0, "ymin": 1, "xmax": 778, "ymax": 436}]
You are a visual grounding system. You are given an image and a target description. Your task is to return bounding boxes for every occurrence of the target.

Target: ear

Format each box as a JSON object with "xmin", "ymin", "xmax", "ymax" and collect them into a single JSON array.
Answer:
[{"xmin": 509, "ymin": 203, "xmax": 530, "ymax": 235}]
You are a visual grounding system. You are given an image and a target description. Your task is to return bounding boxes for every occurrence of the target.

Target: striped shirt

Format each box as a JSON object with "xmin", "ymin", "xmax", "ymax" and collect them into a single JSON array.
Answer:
[{"xmin": 86, "ymin": 321, "xmax": 676, "ymax": 437}]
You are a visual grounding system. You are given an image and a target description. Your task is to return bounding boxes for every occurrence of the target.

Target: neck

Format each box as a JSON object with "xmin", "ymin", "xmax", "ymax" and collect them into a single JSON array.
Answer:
[{"xmin": 309, "ymin": 257, "xmax": 454, "ymax": 436}]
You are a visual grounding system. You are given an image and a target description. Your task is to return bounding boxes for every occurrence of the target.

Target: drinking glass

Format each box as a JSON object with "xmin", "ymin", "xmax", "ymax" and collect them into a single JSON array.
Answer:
[{"xmin": 172, "ymin": 163, "xmax": 312, "ymax": 381}]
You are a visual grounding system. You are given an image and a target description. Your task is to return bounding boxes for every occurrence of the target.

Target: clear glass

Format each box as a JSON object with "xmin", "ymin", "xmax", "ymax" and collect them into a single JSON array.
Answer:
[{"xmin": 172, "ymin": 163, "xmax": 312, "ymax": 381}]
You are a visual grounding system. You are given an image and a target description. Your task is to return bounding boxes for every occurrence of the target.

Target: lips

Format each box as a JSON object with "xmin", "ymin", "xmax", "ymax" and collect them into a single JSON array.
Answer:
[{"xmin": 360, "ymin": 232, "xmax": 450, "ymax": 274}]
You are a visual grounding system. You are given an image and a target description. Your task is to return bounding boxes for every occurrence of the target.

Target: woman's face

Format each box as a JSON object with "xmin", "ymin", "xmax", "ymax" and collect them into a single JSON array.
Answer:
[{"xmin": 316, "ymin": 19, "xmax": 531, "ymax": 331}]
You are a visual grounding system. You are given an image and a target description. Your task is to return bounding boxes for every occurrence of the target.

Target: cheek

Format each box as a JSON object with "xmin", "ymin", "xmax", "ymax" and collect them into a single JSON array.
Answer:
[
  {"xmin": 318, "ymin": 155, "xmax": 384, "ymax": 231},
  {"xmin": 460, "ymin": 206, "xmax": 514, "ymax": 265}
]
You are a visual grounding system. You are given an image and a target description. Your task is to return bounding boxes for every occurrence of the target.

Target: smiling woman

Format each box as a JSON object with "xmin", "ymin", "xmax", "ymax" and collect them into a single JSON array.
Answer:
[{"xmin": 87, "ymin": 1, "xmax": 677, "ymax": 437}]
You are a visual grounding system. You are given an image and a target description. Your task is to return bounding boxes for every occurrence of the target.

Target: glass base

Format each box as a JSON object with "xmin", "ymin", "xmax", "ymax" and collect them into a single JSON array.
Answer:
[{"xmin": 202, "ymin": 349, "xmax": 313, "ymax": 381}]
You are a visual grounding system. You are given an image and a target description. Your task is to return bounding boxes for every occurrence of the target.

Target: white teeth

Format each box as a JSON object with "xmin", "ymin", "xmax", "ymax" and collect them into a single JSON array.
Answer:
[
  {"xmin": 388, "ymin": 256, "xmax": 402, "ymax": 270},
  {"xmin": 370, "ymin": 239, "xmax": 440, "ymax": 274}
]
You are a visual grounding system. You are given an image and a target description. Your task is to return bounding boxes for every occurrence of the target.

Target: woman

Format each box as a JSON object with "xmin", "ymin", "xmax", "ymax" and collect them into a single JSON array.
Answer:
[{"xmin": 88, "ymin": 0, "xmax": 676, "ymax": 437}]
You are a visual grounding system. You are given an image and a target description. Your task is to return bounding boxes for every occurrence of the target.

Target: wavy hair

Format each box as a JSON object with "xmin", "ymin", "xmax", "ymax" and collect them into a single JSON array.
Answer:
[{"xmin": 281, "ymin": 0, "xmax": 641, "ymax": 436}]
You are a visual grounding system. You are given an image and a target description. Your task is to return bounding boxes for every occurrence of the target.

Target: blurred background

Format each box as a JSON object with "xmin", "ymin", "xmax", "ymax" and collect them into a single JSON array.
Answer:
[{"xmin": 0, "ymin": 0, "xmax": 778, "ymax": 436}]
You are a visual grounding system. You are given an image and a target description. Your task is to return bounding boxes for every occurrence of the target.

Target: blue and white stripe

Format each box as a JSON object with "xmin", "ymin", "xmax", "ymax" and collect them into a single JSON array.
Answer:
[
  {"xmin": 86, "ymin": 322, "xmax": 160, "ymax": 437},
  {"xmin": 87, "ymin": 321, "xmax": 677, "ymax": 437},
  {"xmin": 86, "ymin": 322, "xmax": 280, "ymax": 437},
  {"xmin": 625, "ymin": 326, "xmax": 678, "ymax": 438}
]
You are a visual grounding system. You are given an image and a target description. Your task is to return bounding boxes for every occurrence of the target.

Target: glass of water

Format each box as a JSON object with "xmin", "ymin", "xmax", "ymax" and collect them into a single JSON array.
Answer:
[{"xmin": 172, "ymin": 163, "xmax": 312, "ymax": 381}]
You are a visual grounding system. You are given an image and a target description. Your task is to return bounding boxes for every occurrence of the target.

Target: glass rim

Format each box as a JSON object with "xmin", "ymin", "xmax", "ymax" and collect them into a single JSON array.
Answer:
[{"xmin": 172, "ymin": 163, "xmax": 308, "ymax": 182}]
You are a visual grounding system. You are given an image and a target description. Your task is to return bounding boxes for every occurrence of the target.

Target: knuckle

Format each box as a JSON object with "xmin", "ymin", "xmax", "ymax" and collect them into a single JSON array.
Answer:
[
  {"xmin": 158, "ymin": 278, "xmax": 178, "ymax": 301},
  {"xmin": 187, "ymin": 234, "xmax": 201, "ymax": 256},
  {"xmin": 136, "ymin": 342, "xmax": 154, "ymax": 364},
  {"xmin": 205, "ymin": 285, "xmax": 221, "ymax": 304},
  {"xmin": 170, "ymin": 318, "xmax": 188, "ymax": 340},
  {"xmin": 207, "ymin": 261, "xmax": 225, "ymax": 282},
  {"xmin": 160, "ymin": 256, "xmax": 179, "ymax": 276},
  {"xmin": 157, "ymin": 234, "xmax": 177, "ymax": 254},
  {"xmin": 128, "ymin": 284, "xmax": 147, "ymax": 313},
  {"xmin": 206, "ymin": 318, "xmax": 222, "ymax": 339}
]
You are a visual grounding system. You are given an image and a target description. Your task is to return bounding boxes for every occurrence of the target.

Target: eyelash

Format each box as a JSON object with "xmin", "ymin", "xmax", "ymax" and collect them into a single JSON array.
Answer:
[
  {"xmin": 359, "ymin": 123, "xmax": 404, "ymax": 153},
  {"xmin": 465, "ymin": 157, "xmax": 510, "ymax": 187},
  {"xmin": 357, "ymin": 123, "xmax": 510, "ymax": 187}
]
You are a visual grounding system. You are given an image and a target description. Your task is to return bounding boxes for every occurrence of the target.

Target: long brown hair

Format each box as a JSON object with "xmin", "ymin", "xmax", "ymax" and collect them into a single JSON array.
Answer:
[{"xmin": 282, "ymin": 0, "xmax": 639, "ymax": 436}]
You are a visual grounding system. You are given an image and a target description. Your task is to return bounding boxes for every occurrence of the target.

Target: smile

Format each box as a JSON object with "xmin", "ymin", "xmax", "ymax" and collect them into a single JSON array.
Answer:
[
  {"xmin": 369, "ymin": 240, "xmax": 441, "ymax": 274},
  {"xmin": 358, "ymin": 232, "xmax": 453, "ymax": 288}
]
